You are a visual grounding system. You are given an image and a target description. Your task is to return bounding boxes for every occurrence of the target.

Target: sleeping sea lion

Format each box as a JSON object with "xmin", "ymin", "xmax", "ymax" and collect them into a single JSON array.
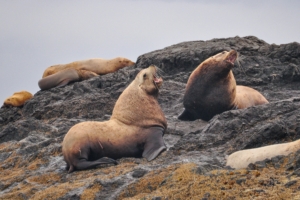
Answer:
[
  {"xmin": 38, "ymin": 68, "xmax": 98, "ymax": 90},
  {"xmin": 2, "ymin": 91, "xmax": 33, "ymax": 107},
  {"xmin": 42, "ymin": 57, "xmax": 135, "ymax": 78},
  {"xmin": 226, "ymin": 139, "xmax": 300, "ymax": 169}
]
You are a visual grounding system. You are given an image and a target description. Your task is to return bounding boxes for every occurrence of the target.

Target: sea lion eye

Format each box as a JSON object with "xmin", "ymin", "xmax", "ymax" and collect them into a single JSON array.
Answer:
[{"xmin": 143, "ymin": 73, "xmax": 147, "ymax": 78}]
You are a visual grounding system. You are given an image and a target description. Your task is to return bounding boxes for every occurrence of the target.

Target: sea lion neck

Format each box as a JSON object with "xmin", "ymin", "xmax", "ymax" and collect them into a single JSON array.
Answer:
[{"xmin": 110, "ymin": 81, "xmax": 167, "ymax": 129}]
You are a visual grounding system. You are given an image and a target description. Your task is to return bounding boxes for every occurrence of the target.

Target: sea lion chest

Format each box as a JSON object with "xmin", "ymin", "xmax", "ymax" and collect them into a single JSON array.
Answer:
[{"xmin": 183, "ymin": 69, "xmax": 237, "ymax": 120}]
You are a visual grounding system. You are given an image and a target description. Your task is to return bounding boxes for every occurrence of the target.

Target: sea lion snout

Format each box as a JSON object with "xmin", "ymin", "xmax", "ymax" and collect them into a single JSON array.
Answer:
[
  {"xmin": 225, "ymin": 50, "xmax": 238, "ymax": 65},
  {"xmin": 151, "ymin": 65, "xmax": 163, "ymax": 89}
]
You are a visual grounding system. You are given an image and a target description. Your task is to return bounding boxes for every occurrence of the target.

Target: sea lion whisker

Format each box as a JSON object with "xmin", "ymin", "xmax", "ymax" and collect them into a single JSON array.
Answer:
[
  {"xmin": 156, "ymin": 67, "xmax": 166, "ymax": 77},
  {"xmin": 98, "ymin": 141, "xmax": 104, "ymax": 149},
  {"xmin": 236, "ymin": 58, "xmax": 247, "ymax": 76},
  {"xmin": 153, "ymin": 80, "xmax": 159, "ymax": 91}
]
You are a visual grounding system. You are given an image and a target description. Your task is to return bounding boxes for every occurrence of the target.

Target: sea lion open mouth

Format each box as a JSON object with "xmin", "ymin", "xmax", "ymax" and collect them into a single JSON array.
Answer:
[
  {"xmin": 153, "ymin": 70, "xmax": 163, "ymax": 89},
  {"xmin": 226, "ymin": 51, "xmax": 238, "ymax": 65}
]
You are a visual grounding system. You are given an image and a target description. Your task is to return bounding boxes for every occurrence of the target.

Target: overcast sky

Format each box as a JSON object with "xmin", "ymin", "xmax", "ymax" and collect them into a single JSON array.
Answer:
[{"xmin": 1, "ymin": 0, "xmax": 299, "ymax": 103}]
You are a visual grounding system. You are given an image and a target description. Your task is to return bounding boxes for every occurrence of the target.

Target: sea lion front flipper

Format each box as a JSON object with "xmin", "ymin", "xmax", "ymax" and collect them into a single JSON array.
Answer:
[
  {"xmin": 57, "ymin": 79, "xmax": 72, "ymax": 87},
  {"xmin": 78, "ymin": 69, "xmax": 99, "ymax": 80},
  {"xmin": 142, "ymin": 126, "xmax": 166, "ymax": 161},
  {"xmin": 178, "ymin": 109, "xmax": 196, "ymax": 121}
]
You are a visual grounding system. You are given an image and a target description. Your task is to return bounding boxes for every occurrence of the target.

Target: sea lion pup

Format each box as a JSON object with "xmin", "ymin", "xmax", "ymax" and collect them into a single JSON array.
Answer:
[
  {"xmin": 178, "ymin": 50, "xmax": 268, "ymax": 121},
  {"xmin": 62, "ymin": 65, "xmax": 167, "ymax": 173},
  {"xmin": 226, "ymin": 139, "xmax": 300, "ymax": 169},
  {"xmin": 38, "ymin": 68, "xmax": 98, "ymax": 90},
  {"xmin": 2, "ymin": 91, "xmax": 33, "ymax": 107},
  {"xmin": 42, "ymin": 57, "xmax": 135, "ymax": 78}
]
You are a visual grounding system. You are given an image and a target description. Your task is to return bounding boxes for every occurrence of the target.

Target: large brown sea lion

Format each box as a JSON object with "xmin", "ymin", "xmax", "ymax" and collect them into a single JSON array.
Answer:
[
  {"xmin": 42, "ymin": 57, "xmax": 135, "ymax": 78},
  {"xmin": 226, "ymin": 139, "xmax": 300, "ymax": 169},
  {"xmin": 38, "ymin": 68, "xmax": 98, "ymax": 90},
  {"xmin": 178, "ymin": 50, "xmax": 268, "ymax": 121},
  {"xmin": 62, "ymin": 65, "xmax": 167, "ymax": 173},
  {"xmin": 2, "ymin": 91, "xmax": 33, "ymax": 107}
]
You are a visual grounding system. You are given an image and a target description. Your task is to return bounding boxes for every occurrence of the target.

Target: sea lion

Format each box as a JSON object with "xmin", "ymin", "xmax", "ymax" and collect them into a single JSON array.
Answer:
[
  {"xmin": 226, "ymin": 139, "xmax": 300, "ymax": 169},
  {"xmin": 2, "ymin": 91, "xmax": 33, "ymax": 107},
  {"xmin": 178, "ymin": 50, "xmax": 268, "ymax": 121},
  {"xmin": 42, "ymin": 57, "xmax": 135, "ymax": 78},
  {"xmin": 62, "ymin": 65, "xmax": 167, "ymax": 173},
  {"xmin": 38, "ymin": 68, "xmax": 98, "ymax": 90}
]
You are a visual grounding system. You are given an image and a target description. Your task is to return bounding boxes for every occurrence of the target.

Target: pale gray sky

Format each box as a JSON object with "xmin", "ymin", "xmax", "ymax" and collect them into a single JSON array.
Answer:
[{"xmin": 1, "ymin": 0, "xmax": 299, "ymax": 103}]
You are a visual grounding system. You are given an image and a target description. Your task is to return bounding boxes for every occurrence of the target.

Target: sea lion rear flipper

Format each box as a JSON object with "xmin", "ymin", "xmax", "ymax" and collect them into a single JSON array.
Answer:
[
  {"xmin": 142, "ymin": 127, "xmax": 166, "ymax": 161},
  {"xmin": 73, "ymin": 157, "xmax": 118, "ymax": 172},
  {"xmin": 178, "ymin": 109, "xmax": 196, "ymax": 121}
]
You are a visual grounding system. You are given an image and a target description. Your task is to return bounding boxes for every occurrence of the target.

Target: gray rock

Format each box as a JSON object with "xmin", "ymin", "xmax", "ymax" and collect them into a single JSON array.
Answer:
[{"xmin": 1, "ymin": 36, "xmax": 300, "ymax": 199}]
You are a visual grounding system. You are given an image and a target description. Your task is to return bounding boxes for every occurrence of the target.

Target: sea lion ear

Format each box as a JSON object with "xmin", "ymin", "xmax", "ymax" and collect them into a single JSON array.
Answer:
[{"xmin": 142, "ymin": 127, "xmax": 166, "ymax": 161}]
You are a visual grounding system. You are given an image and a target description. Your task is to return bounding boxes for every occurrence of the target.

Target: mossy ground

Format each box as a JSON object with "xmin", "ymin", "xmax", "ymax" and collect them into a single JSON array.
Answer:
[{"xmin": 119, "ymin": 162, "xmax": 300, "ymax": 200}]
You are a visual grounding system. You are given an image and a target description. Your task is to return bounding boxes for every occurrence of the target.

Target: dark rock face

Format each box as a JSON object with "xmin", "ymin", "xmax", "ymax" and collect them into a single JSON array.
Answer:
[{"xmin": 1, "ymin": 36, "xmax": 300, "ymax": 199}]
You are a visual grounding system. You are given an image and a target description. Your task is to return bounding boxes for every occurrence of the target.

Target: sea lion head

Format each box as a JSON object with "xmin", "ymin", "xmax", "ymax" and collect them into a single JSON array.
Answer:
[
  {"xmin": 198, "ymin": 50, "xmax": 238, "ymax": 78},
  {"xmin": 136, "ymin": 65, "xmax": 163, "ymax": 95},
  {"xmin": 119, "ymin": 57, "xmax": 135, "ymax": 67},
  {"xmin": 211, "ymin": 50, "xmax": 237, "ymax": 71},
  {"xmin": 3, "ymin": 97, "xmax": 14, "ymax": 107}
]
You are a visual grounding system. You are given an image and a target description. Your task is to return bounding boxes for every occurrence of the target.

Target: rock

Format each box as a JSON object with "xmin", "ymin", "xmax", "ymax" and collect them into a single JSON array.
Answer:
[
  {"xmin": 285, "ymin": 180, "xmax": 297, "ymax": 188},
  {"xmin": 236, "ymin": 178, "xmax": 246, "ymax": 185},
  {"xmin": 132, "ymin": 169, "xmax": 148, "ymax": 178},
  {"xmin": 1, "ymin": 36, "xmax": 300, "ymax": 199}
]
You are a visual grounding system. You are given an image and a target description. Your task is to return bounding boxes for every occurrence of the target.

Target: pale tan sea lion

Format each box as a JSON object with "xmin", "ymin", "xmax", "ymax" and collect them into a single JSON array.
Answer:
[
  {"xmin": 38, "ymin": 68, "xmax": 98, "ymax": 90},
  {"xmin": 178, "ymin": 50, "xmax": 269, "ymax": 121},
  {"xmin": 62, "ymin": 65, "xmax": 167, "ymax": 173},
  {"xmin": 3, "ymin": 91, "xmax": 33, "ymax": 107},
  {"xmin": 226, "ymin": 139, "xmax": 300, "ymax": 169},
  {"xmin": 42, "ymin": 57, "xmax": 135, "ymax": 78}
]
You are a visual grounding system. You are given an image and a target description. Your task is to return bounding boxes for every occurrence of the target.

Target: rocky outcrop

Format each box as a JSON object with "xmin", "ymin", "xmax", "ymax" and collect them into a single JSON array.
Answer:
[{"xmin": 1, "ymin": 36, "xmax": 300, "ymax": 199}]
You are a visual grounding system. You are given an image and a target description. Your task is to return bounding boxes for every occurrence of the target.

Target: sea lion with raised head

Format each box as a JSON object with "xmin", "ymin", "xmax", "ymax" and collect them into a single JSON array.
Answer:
[
  {"xmin": 38, "ymin": 68, "xmax": 98, "ymax": 90},
  {"xmin": 62, "ymin": 65, "xmax": 167, "ymax": 173},
  {"xmin": 42, "ymin": 57, "xmax": 135, "ymax": 78},
  {"xmin": 226, "ymin": 139, "xmax": 300, "ymax": 169},
  {"xmin": 178, "ymin": 50, "xmax": 268, "ymax": 121},
  {"xmin": 2, "ymin": 91, "xmax": 33, "ymax": 107}
]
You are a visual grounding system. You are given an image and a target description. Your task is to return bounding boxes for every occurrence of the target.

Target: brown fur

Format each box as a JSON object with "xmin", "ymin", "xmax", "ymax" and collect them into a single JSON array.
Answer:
[
  {"xmin": 178, "ymin": 50, "xmax": 268, "ymax": 121},
  {"xmin": 38, "ymin": 68, "xmax": 98, "ymax": 90},
  {"xmin": 42, "ymin": 57, "xmax": 135, "ymax": 78},
  {"xmin": 3, "ymin": 91, "xmax": 33, "ymax": 107},
  {"xmin": 62, "ymin": 65, "xmax": 167, "ymax": 172}
]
